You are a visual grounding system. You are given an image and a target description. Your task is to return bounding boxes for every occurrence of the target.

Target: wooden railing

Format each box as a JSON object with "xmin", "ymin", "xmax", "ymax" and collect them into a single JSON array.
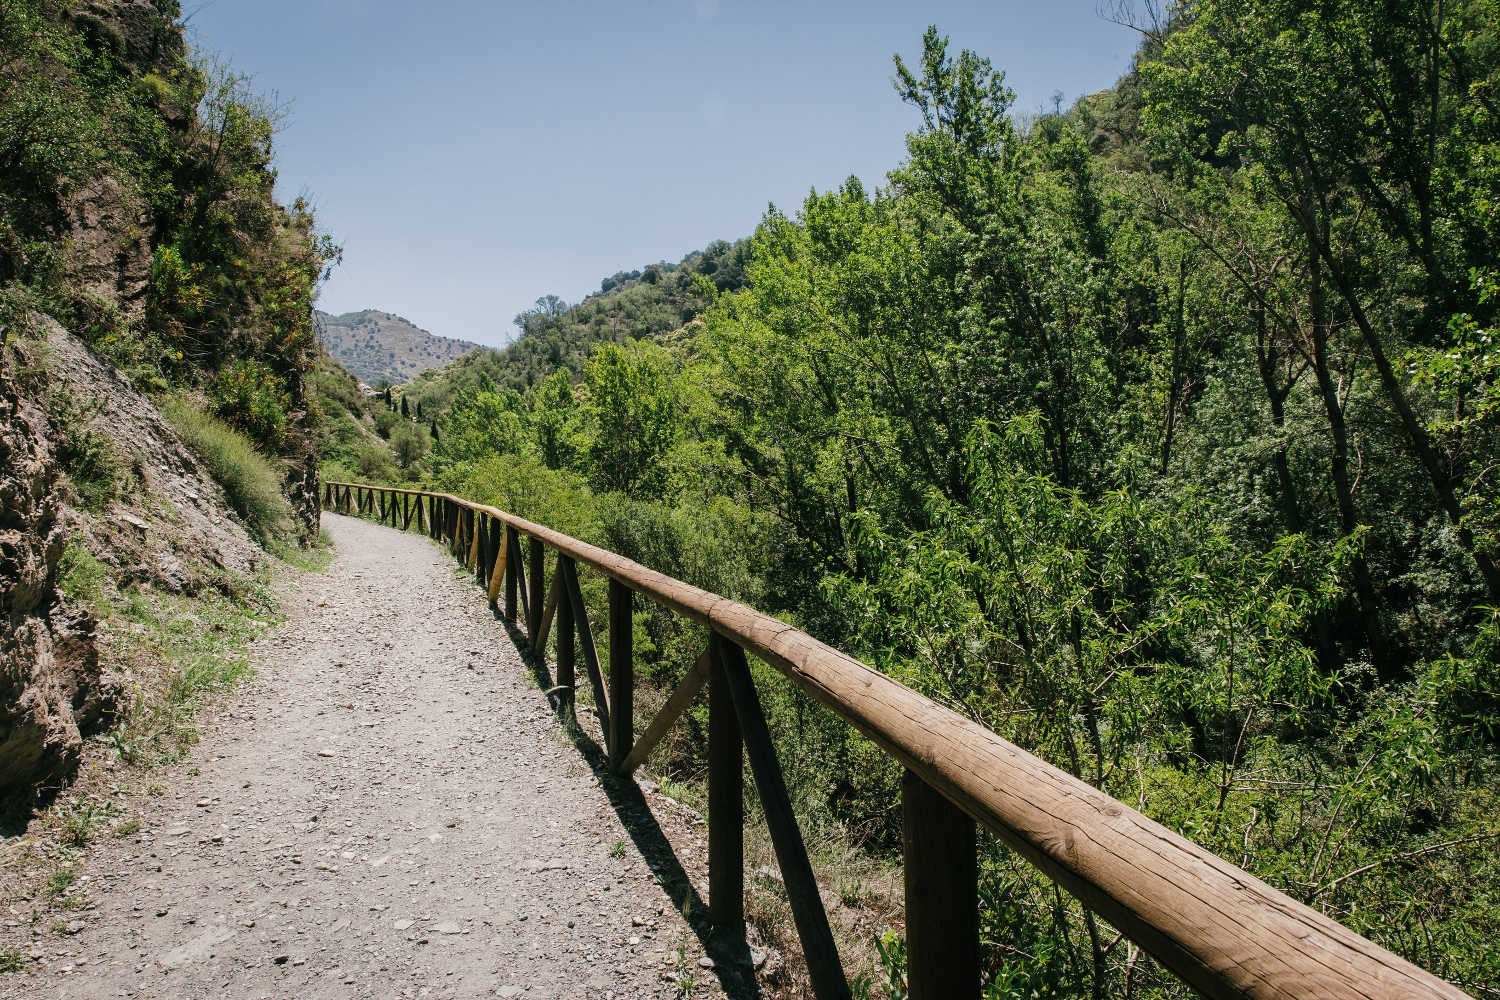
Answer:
[{"xmin": 323, "ymin": 480, "xmax": 1473, "ymax": 1000}]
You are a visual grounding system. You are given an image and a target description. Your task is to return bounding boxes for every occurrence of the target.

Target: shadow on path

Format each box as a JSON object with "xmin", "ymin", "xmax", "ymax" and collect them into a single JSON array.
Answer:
[{"xmin": 497, "ymin": 615, "xmax": 763, "ymax": 1000}]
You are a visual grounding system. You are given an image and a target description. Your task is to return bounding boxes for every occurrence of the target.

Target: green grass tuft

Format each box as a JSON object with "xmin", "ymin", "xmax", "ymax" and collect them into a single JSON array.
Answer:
[{"xmin": 159, "ymin": 395, "xmax": 292, "ymax": 546}]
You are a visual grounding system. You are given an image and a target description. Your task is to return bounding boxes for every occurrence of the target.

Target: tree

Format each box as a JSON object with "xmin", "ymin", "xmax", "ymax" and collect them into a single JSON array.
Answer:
[
  {"xmin": 583, "ymin": 341, "xmax": 680, "ymax": 500},
  {"xmin": 1143, "ymin": 0, "xmax": 1500, "ymax": 603},
  {"xmin": 389, "ymin": 421, "xmax": 427, "ymax": 473}
]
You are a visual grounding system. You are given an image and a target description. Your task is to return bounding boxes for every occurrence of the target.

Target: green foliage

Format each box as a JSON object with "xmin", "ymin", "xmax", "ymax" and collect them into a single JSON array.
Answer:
[
  {"xmin": 582, "ymin": 340, "xmax": 680, "ymax": 499},
  {"xmin": 57, "ymin": 541, "xmax": 109, "ymax": 608},
  {"xmin": 431, "ymin": 379, "xmax": 531, "ymax": 472},
  {"xmin": 308, "ymin": 352, "xmax": 397, "ymax": 482},
  {"xmin": 345, "ymin": 13, "xmax": 1500, "ymax": 995},
  {"xmin": 1423, "ymin": 608, "xmax": 1500, "ymax": 759},
  {"xmin": 210, "ymin": 358, "xmax": 290, "ymax": 448},
  {"xmin": 388, "ymin": 420, "xmax": 428, "ymax": 472},
  {"xmin": 440, "ymin": 453, "xmax": 599, "ymax": 542},
  {"xmin": 402, "ymin": 238, "xmax": 747, "ymax": 423},
  {"xmin": 0, "ymin": 0, "xmax": 336, "ymax": 544},
  {"xmin": 51, "ymin": 393, "xmax": 123, "ymax": 513},
  {"xmin": 103, "ymin": 572, "xmax": 277, "ymax": 768},
  {"xmin": 159, "ymin": 395, "xmax": 291, "ymax": 545}
]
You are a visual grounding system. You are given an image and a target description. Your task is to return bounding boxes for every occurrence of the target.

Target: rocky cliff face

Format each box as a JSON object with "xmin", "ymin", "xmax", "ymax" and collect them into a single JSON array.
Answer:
[
  {"xmin": 61, "ymin": 1, "xmax": 186, "ymax": 326},
  {"xmin": 0, "ymin": 353, "xmax": 111, "ymax": 799},
  {"xmin": 0, "ymin": 316, "xmax": 275, "ymax": 802}
]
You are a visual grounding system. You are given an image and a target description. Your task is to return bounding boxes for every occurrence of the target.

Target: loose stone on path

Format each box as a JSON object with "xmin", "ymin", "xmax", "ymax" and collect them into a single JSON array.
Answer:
[{"xmin": 2, "ymin": 513, "xmax": 732, "ymax": 1000}]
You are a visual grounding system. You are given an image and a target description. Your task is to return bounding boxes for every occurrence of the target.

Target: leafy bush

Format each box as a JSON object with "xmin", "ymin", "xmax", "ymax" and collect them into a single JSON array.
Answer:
[
  {"xmin": 355, "ymin": 444, "xmax": 398, "ymax": 482},
  {"xmin": 159, "ymin": 395, "xmax": 290, "ymax": 545},
  {"xmin": 210, "ymin": 358, "xmax": 290, "ymax": 448}
]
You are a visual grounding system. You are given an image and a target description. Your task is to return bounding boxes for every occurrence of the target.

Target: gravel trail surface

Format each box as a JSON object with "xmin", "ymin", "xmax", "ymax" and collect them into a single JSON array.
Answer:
[{"xmin": 8, "ymin": 513, "xmax": 741, "ymax": 999}]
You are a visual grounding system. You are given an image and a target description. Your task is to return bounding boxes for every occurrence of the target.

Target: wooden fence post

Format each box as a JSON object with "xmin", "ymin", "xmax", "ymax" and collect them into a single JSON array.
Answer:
[
  {"xmin": 708, "ymin": 638, "xmax": 744, "ymax": 934},
  {"xmin": 528, "ymin": 537, "xmax": 544, "ymax": 637},
  {"xmin": 475, "ymin": 515, "xmax": 491, "ymax": 587},
  {"xmin": 556, "ymin": 569, "xmax": 575, "ymax": 713},
  {"xmin": 559, "ymin": 558, "xmax": 609, "ymax": 735},
  {"xmin": 509, "ymin": 529, "xmax": 529, "ymax": 625},
  {"xmin": 903, "ymin": 770, "xmax": 979, "ymax": 1000},
  {"xmin": 608, "ymin": 579, "xmax": 633, "ymax": 773},
  {"xmin": 504, "ymin": 525, "xmax": 519, "ymax": 623},
  {"xmin": 718, "ymin": 639, "xmax": 848, "ymax": 1000}
]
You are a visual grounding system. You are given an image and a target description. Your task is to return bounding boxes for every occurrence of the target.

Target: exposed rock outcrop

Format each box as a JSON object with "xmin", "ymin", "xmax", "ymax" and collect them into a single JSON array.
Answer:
[
  {"xmin": 0, "ymin": 350, "xmax": 110, "ymax": 799},
  {"xmin": 66, "ymin": 174, "xmax": 152, "ymax": 317},
  {"xmin": 40, "ymin": 317, "xmax": 268, "ymax": 586},
  {"xmin": 67, "ymin": 0, "xmax": 184, "ymax": 73},
  {"xmin": 0, "ymin": 315, "xmax": 280, "ymax": 804}
]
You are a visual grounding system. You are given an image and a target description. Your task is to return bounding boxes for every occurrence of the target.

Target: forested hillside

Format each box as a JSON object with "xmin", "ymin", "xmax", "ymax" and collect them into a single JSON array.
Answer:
[
  {"xmin": 398, "ymin": 238, "xmax": 749, "ymax": 418},
  {"xmin": 370, "ymin": 6, "xmax": 1500, "ymax": 996}
]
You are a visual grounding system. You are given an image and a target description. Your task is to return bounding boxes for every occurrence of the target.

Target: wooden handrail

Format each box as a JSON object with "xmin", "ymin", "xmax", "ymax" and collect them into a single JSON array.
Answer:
[{"xmin": 322, "ymin": 481, "xmax": 1472, "ymax": 1000}]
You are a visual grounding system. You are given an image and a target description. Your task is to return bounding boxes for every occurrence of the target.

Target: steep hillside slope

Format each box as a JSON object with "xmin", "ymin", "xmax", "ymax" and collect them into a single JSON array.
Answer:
[
  {"xmin": 315, "ymin": 309, "xmax": 482, "ymax": 386},
  {"xmin": 0, "ymin": 0, "xmax": 333, "ymax": 805},
  {"xmin": 1, "ymin": 319, "xmax": 271, "ymax": 802}
]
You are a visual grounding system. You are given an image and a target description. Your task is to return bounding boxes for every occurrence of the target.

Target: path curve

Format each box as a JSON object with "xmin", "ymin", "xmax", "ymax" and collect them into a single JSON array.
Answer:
[{"xmin": 8, "ymin": 513, "xmax": 736, "ymax": 999}]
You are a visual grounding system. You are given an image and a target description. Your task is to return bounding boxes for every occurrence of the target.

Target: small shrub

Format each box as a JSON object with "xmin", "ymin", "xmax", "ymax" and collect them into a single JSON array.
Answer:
[
  {"xmin": 43, "ymin": 868, "xmax": 76, "ymax": 901},
  {"xmin": 159, "ymin": 395, "xmax": 291, "ymax": 545},
  {"xmin": 356, "ymin": 444, "xmax": 398, "ymax": 481},
  {"xmin": 59, "ymin": 800, "xmax": 116, "ymax": 847},
  {"xmin": 60, "ymin": 424, "xmax": 122, "ymax": 511},
  {"xmin": 210, "ymin": 358, "xmax": 289, "ymax": 448},
  {"xmin": 389, "ymin": 421, "xmax": 429, "ymax": 472}
]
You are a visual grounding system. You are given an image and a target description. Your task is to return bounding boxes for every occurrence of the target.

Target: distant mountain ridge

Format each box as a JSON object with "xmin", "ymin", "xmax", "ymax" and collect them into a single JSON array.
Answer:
[{"xmin": 315, "ymin": 309, "xmax": 483, "ymax": 386}]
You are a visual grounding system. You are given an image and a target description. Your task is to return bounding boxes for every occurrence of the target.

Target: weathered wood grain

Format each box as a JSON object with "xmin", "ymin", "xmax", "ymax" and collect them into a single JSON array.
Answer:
[{"xmin": 486, "ymin": 521, "xmax": 509, "ymax": 605}]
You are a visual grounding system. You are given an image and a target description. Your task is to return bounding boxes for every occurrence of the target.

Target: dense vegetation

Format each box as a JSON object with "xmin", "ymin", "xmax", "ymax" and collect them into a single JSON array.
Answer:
[
  {"xmin": 1, "ymin": 0, "xmax": 336, "ymax": 542},
  {"xmin": 399, "ymin": 238, "xmax": 749, "ymax": 415},
  {"xmin": 370, "ymin": 6, "xmax": 1500, "ymax": 997}
]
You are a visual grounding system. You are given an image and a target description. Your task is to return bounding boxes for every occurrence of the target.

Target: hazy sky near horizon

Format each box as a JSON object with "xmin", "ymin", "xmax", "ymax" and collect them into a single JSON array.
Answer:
[{"xmin": 186, "ymin": 1, "xmax": 1142, "ymax": 347}]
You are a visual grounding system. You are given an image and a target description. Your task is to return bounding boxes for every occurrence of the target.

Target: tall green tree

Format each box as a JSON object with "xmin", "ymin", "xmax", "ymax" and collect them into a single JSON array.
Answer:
[{"xmin": 1144, "ymin": 0, "xmax": 1500, "ymax": 603}]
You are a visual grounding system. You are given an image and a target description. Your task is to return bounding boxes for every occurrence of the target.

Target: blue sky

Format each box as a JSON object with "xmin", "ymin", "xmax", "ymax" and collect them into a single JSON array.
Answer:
[{"xmin": 186, "ymin": 1, "xmax": 1142, "ymax": 347}]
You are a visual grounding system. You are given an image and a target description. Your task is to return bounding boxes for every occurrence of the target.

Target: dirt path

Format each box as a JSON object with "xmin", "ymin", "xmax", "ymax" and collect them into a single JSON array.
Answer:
[{"xmin": 7, "ymin": 513, "xmax": 747, "ymax": 1000}]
